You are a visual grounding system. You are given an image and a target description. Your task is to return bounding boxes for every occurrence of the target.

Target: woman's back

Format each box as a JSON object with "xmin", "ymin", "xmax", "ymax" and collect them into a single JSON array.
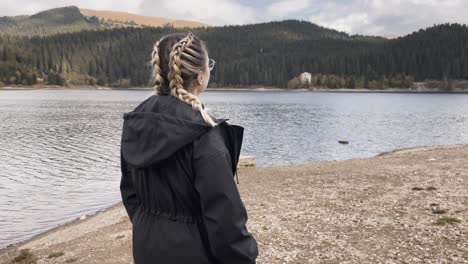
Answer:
[{"xmin": 120, "ymin": 95, "xmax": 258, "ymax": 264}]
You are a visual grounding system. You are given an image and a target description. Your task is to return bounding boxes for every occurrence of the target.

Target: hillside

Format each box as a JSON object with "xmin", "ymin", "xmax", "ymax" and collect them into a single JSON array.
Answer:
[
  {"xmin": 0, "ymin": 10, "xmax": 467, "ymax": 90},
  {"xmin": 79, "ymin": 8, "xmax": 209, "ymax": 29},
  {"xmin": 0, "ymin": 19, "xmax": 382, "ymax": 87},
  {"xmin": 0, "ymin": 6, "xmax": 209, "ymax": 36},
  {"xmin": 0, "ymin": 6, "xmax": 103, "ymax": 36}
]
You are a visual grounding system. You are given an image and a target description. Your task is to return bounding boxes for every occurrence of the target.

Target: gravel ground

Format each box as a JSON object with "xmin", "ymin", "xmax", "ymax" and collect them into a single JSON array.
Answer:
[{"xmin": 1, "ymin": 144, "xmax": 467, "ymax": 264}]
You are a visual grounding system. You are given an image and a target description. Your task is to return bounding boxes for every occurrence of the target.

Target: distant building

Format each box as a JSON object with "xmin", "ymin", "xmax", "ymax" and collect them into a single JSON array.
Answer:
[
  {"xmin": 299, "ymin": 72, "xmax": 312, "ymax": 86},
  {"xmin": 288, "ymin": 72, "xmax": 312, "ymax": 89}
]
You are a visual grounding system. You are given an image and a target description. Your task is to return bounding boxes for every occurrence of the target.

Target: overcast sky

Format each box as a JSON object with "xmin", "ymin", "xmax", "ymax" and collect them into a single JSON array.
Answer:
[{"xmin": 1, "ymin": 0, "xmax": 467, "ymax": 36}]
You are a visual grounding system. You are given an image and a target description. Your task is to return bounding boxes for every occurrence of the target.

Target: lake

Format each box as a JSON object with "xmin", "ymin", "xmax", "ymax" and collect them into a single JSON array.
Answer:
[{"xmin": 1, "ymin": 89, "xmax": 468, "ymax": 248}]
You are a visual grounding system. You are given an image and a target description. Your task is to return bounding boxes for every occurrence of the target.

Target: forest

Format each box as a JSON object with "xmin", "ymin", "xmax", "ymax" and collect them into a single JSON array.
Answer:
[{"xmin": 1, "ymin": 6, "xmax": 467, "ymax": 89}]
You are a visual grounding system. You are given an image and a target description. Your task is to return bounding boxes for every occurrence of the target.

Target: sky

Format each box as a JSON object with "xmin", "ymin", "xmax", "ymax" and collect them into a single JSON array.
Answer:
[{"xmin": 1, "ymin": 0, "xmax": 467, "ymax": 36}]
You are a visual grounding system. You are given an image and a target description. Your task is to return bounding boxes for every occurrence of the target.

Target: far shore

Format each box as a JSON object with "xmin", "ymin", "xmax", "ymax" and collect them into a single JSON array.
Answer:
[
  {"xmin": 0, "ymin": 85, "xmax": 307, "ymax": 92},
  {"xmin": 2, "ymin": 85, "xmax": 468, "ymax": 93},
  {"xmin": 1, "ymin": 143, "xmax": 467, "ymax": 263},
  {"xmin": 312, "ymin": 87, "xmax": 468, "ymax": 93}
]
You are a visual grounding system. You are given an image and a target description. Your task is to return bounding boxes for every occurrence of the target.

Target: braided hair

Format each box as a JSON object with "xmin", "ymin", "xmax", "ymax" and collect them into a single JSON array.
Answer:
[{"xmin": 150, "ymin": 32, "xmax": 216, "ymax": 127}]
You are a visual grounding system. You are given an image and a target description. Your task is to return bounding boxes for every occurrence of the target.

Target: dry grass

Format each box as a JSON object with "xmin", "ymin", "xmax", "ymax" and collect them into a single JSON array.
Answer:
[
  {"xmin": 79, "ymin": 8, "xmax": 209, "ymax": 28},
  {"xmin": 431, "ymin": 208, "xmax": 447, "ymax": 214},
  {"xmin": 11, "ymin": 249, "xmax": 37, "ymax": 264},
  {"xmin": 434, "ymin": 217, "xmax": 462, "ymax": 226},
  {"xmin": 47, "ymin": 251, "xmax": 64, "ymax": 258}
]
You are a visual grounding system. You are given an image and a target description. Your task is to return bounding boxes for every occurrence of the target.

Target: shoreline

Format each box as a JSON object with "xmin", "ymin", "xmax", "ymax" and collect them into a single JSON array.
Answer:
[
  {"xmin": 311, "ymin": 88, "xmax": 468, "ymax": 93},
  {"xmin": 0, "ymin": 86, "xmax": 307, "ymax": 92},
  {"xmin": 0, "ymin": 143, "xmax": 457, "ymax": 250},
  {"xmin": 1, "ymin": 143, "xmax": 467, "ymax": 263},
  {"xmin": 376, "ymin": 143, "xmax": 468, "ymax": 156},
  {"xmin": 0, "ymin": 202, "xmax": 124, "ymax": 254},
  {"xmin": 2, "ymin": 85, "xmax": 468, "ymax": 93}
]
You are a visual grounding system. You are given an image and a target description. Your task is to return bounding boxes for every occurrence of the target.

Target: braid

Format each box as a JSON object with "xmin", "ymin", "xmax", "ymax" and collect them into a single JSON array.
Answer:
[
  {"xmin": 151, "ymin": 41, "xmax": 165, "ymax": 95},
  {"xmin": 168, "ymin": 32, "xmax": 216, "ymax": 127}
]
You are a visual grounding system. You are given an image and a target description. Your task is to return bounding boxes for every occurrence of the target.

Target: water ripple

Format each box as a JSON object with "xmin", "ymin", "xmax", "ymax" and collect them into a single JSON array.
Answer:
[{"xmin": 1, "ymin": 90, "xmax": 468, "ymax": 248}]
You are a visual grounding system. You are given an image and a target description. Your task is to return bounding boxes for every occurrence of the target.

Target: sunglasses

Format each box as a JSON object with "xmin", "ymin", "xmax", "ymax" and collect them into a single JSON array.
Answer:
[{"xmin": 208, "ymin": 58, "xmax": 216, "ymax": 71}]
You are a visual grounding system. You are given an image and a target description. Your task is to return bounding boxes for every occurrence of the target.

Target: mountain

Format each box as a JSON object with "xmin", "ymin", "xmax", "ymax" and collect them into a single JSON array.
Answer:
[
  {"xmin": 375, "ymin": 23, "xmax": 468, "ymax": 81},
  {"xmin": 0, "ymin": 6, "xmax": 103, "ymax": 36},
  {"xmin": 0, "ymin": 10, "xmax": 467, "ymax": 90},
  {"xmin": 0, "ymin": 6, "xmax": 209, "ymax": 36},
  {"xmin": 0, "ymin": 19, "xmax": 382, "ymax": 87},
  {"xmin": 79, "ymin": 8, "xmax": 209, "ymax": 29}
]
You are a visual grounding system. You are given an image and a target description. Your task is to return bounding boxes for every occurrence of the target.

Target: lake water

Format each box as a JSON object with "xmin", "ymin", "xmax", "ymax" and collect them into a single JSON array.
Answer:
[{"xmin": 1, "ymin": 89, "xmax": 468, "ymax": 248}]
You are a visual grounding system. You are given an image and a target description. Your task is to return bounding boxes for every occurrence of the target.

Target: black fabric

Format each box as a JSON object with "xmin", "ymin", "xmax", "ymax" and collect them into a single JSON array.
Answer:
[{"xmin": 119, "ymin": 95, "xmax": 258, "ymax": 264}]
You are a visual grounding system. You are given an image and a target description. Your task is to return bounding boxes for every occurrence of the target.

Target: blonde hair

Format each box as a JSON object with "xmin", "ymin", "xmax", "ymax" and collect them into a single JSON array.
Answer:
[{"xmin": 150, "ymin": 32, "xmax": 216, "ymax": 127}]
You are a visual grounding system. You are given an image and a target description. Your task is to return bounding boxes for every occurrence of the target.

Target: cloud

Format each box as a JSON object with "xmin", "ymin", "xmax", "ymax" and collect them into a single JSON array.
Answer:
[
  {"xmin": 139, "ymin": 0, "xmax": 257, "ymax": 25},
  {"xmin": 308, "ymin": 0, "xmax": 468, "ymax": 36},
  {"xmin": 151, "ymin": 0, "xmax": 467, "ymax": 35},
  {"xmin": 0, "ymin": 0, "xmax": 467, "ymax": 36},
  {"xmin": 266, "ymin": 0, "xmax": 312, "ymax": 18}
]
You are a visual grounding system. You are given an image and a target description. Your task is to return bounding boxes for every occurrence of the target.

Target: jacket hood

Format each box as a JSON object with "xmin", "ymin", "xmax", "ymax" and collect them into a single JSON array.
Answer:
[{"xmin": 121, "ymin": 95, "xmax": 228, "ymax": 168}]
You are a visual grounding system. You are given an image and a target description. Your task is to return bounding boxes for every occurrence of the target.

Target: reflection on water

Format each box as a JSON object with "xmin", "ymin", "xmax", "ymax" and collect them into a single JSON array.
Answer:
[{"xmin": 1, "ymin": 89, "xmax": 468, "ymax": 247}]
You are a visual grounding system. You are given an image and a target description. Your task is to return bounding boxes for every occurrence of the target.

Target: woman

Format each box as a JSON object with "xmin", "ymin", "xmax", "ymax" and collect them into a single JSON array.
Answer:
[{"xmin": 120, "ymin": 31, "xmax": 258, "ymax": 264}]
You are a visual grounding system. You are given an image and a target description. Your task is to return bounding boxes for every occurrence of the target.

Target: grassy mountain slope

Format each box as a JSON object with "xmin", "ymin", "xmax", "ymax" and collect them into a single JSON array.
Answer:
[
  {"xmin": 0, "ymin": 6, "xmax": 210, "ymax": 37},
  {"xmin": 0, "ymin": 6, "xmax": 103, "ymax": 36},
  {"xmin": 79, "ymin": 8, "xmax": 209, "ymax": 28}
]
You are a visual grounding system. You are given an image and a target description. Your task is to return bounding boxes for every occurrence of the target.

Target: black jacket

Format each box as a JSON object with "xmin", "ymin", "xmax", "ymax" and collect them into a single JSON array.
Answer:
[{"xmin": 120, "ymin": 95, "xmax": 258, "ymax": 264}]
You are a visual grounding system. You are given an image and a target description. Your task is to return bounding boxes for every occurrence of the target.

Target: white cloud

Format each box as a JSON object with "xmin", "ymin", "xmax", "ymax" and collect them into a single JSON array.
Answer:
[
  {"xmin": 0, "ymin": 0, "xmax": 467, "ymax": 36},
  {"xmin": 139, "ymin": 0, "xmax": 257, "ymax": 25},
  {"xmin": 266, "ymin": 0, "xmax": 312, "ymax": 18},
  {"xmin": 308, "ymin": 0, "xmax": 468, "ymax": 36},
  {"xmin": 139, "ymin": 0, "xmax": 468, "ymax": 35}
]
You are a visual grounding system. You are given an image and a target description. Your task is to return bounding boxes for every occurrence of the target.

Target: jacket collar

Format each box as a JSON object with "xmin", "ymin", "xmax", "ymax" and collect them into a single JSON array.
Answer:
[{"xmin": 217, "ymin": 120, "xmax": 244, "ymax": 184}]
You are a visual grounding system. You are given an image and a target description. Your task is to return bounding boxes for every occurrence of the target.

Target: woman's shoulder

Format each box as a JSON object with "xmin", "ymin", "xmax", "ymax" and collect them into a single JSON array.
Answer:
[
  {"xmin": 194, "ymin": 124, "xmax": 224, "ymax": 147},
  {"xmin": 192, "ymin": 125, "xmax": 228, "ymax": 161}
]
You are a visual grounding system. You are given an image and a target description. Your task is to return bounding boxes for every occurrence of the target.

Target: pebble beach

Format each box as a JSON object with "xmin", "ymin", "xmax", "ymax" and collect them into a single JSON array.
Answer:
[{"xmin": 1, "ymin": 144, "xmax": 467, "ymax": 264}]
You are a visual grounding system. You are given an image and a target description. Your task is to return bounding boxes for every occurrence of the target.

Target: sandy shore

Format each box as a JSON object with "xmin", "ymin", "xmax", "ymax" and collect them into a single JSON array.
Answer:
[{"xmin": 1, "ymin": 144, "xmax": 467, "ymax": 264}]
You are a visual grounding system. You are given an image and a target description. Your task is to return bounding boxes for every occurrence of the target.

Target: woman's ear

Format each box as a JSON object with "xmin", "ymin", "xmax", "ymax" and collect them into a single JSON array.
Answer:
[{"xmin": 197, "ymin": 72, "xmax": 203, "ymax": 85}]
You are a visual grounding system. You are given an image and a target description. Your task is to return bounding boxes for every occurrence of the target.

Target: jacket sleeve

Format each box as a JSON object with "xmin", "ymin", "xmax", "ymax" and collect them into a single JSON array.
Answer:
[
  {"xmin": 193, "ymin": 145, "xmax": 258, "ymax": 264},
  {"xmin": 120, "ymin": 149, "xmax": 140, "ymax": 223}
]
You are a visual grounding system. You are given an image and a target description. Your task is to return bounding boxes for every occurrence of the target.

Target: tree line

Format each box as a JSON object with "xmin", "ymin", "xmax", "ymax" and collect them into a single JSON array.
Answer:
[{"xmin": 0, "ymin": 20, "xmax": 467, "ymax": 89}]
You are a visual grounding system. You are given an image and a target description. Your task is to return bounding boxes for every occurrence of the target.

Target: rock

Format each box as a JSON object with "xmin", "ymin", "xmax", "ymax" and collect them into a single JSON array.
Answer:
[{"xmin": 238, "ymin": 155, "xmax": 256, "ymax": 167}]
